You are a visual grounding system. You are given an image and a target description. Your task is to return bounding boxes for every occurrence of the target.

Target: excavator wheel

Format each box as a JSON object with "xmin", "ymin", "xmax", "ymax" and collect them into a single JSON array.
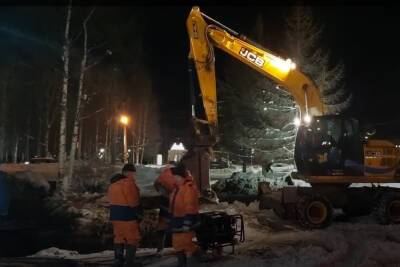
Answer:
[
  {"xmin": 296, "ymin": 194, "xmax": 333, "ymax": 229},
  {"xmin": 374, "ymin": 192, "xmax": 400, "ymax": 225}
]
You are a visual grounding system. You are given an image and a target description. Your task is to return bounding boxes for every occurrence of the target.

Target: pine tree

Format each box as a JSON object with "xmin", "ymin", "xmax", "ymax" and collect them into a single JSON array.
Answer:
[
  {"xmin": 285, "ymin": 6, "xmax": 352, "ymax": 114},
  {"xmin": 218, "ymin": 7, "xmax": 352, "ymax": 166},
  {"xmin": 218, "ymin": 14, "xmax": 297, "ymax": 165}
]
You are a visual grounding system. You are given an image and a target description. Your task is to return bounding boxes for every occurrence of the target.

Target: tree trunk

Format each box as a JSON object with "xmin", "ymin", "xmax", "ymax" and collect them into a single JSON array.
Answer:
[
  {"xmin": 44, "ymin": 124, "xmax": 51, "ymax": 157},
  {"xmin": 13, "ymin": 136, "xmax": 19, "ymax": 163},
  {"xmin": 77, "ymin": 121, "xmax": 83, "ymax": 160},
  {"xmin": 60, "ymin": 0, "xmax": 72, "ymax": 192},
  {"xmin": 37, "ymin": 118, "xmax": 42, "ymax": 157},
  {"xmin": 140, "ymin": 105, "xmax": 148, "ymax": 164},
  {"xmin": 25, "ymin": 135, "xmax": 30, "ymax": 161},
  {"xmin": 105, "ymin": 118, "xmax": 110, "ymax": 162},
  {"xmin": 135, "ymin": 105, "xmax": 142, "ymax": 165},
  {"xmin": 68, "ymin": 9, "xmax": 93, "ymax": 183},
  {"xmin": 53, "ymin": 125, "xmax": 58, "ymax": 159},
  {"xmin": 111, "ymin": 118, "xmax": 117, "ymax": 164},
  {"xmin": 0, "ymin": 73, "xmax": 9, "ymax": 163},
  {"xmin": 25, "ymin": 114, "xmax": 31, "ymax": 161},
  {"xmin": 95, "ymin": 116, "xmax": 99, "ymax": 157}
]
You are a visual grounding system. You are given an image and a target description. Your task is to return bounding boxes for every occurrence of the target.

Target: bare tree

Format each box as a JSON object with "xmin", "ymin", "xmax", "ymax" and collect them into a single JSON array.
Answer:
[
  {"xmin": 12, "ymin": 132, "xmax": 19, "ymax": 164},
  {"xmin": 0, "ymin": 70, "xmax": 9, "ymax": 162},
  {"xmin": 60, "ymin": 0, "xmax": 72, "ymax": 192},
  {"xmin": 44, "ymin": 73, "xmax": 61, "ymax": 157},
  {"xmin": 67, "ymin": 8, "xmax": 95, "ymax": 183},
  {"xmin": 129, "ymin": 69, "xmax": 161, "ymax": 165}
]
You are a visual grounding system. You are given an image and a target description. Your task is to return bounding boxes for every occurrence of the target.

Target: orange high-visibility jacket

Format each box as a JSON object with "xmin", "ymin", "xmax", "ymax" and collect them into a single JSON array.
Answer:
[
  {"xmin": 169, "ymin": 174, "xmax": 200, "ymax": 232},
  {"xmin": 108, "ymin": 174, "xmax": 140, "ymax": 221}
]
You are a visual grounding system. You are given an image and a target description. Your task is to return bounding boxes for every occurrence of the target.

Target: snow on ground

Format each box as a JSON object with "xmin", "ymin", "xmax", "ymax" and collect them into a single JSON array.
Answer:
[
  {"xmin": 209, "ymin": 165, "xmax": 242, "ymax": 181},
  {"xmin": 29, "ymin": 247, "xmax": 158, "ymax": 260},
  {"xmin": 351, "ymin": 182, "xmax": 400, "ymax": 188}
]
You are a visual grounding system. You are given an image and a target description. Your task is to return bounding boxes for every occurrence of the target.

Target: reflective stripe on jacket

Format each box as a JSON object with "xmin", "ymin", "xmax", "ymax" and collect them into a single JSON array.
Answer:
[{"xmin": 109, "ymin": 205, "xmax": 138, "ymax": 221}]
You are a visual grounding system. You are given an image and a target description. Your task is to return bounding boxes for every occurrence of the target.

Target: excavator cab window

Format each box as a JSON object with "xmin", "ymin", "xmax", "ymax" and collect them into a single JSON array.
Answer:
[{"xmin": 295, "ymin": 115, "xmax": 363, "ymax": 176}]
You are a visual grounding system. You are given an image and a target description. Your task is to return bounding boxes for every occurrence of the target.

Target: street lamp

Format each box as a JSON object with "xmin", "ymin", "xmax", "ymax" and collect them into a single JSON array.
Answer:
[{"xmin": 119, "ymin": 115, "xmax": 129, "ymax": 163}]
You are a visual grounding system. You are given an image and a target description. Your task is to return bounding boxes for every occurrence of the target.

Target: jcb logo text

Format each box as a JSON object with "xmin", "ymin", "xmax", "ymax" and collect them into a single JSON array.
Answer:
[{"xmin": 239, "ymin": 48, "xmax": 264, "ymax": 68}]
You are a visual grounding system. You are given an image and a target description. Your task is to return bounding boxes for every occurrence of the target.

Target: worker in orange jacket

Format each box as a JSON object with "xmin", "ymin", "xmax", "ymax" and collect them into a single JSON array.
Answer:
[
  {"xmin": 153, "ymin": 163, "xmax": 179, "ymax": 254},
  {"xmin": 108, "ymin": 164, "xmax": 142, "ymax": 267},
  {"xmin": 169, "ymin": 162, "xmax": 202, "ymax": 267}
]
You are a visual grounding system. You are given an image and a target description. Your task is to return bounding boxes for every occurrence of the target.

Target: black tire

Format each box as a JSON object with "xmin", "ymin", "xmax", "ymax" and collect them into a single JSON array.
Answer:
[
  {"xmin": 296, "ymin": 194, "xmax": 333, "ymax": 229},
  {"xmin": 373, "ymin": 192, "xmax": 400, "ymax": 225}
]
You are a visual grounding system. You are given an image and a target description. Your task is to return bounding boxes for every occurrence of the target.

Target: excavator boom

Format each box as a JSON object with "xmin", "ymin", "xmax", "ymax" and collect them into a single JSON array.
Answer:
[
  {"xmin": 183, "ymin": 6, "xmax": 325, "ymax": 196},
  {"xmin": 187, "ymin": 6, "xmax": 325, "ymax": 126}
]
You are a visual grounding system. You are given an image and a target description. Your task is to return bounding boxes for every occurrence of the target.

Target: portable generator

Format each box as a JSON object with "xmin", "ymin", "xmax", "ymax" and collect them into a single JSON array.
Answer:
[{"xmin": 195, "ymin": 211, "xmax": 245, "ymax": 255}]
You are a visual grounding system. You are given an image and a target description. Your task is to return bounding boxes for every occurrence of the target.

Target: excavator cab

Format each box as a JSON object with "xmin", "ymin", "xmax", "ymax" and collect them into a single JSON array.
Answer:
[{"xmin": 294, "ymin": 115, "xmax": 364, "ymax": 176}]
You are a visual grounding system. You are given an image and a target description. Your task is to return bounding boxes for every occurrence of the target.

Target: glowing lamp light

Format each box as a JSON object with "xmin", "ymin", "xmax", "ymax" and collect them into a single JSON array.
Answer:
[
  {"xmin": 119, "ymin": 115, "xmax": 129, "ymax": 125},
  {"xmin": 286, "ymin": 58, "xmax": 296, "ymax": 70},
  {"xmin": 99, "ymin": 148, "xmax": 105, "ymax": 153},
  {"xmin": 294, "ymin": 117, "xmax": 301, "ymax": 127},
  {"xmin": 270, "ymin": 56, "xmax": 296, "ymax": 73},
  {"xmin": 303, "ymin": 114, "xmax": 312, "ymax": 124},
  {"xmin": 170, "ymin": 142, "xmax": 186, "ymax": 151},
  {"xmin": 271, "ymin": 57, "xmax": 290, "ymax": 73}
]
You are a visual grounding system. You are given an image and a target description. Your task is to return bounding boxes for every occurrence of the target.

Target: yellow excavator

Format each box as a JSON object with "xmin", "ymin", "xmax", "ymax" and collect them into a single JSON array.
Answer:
[{"xmin": 182, "ymin": 6, "xmax": 400, "ymax": 228}]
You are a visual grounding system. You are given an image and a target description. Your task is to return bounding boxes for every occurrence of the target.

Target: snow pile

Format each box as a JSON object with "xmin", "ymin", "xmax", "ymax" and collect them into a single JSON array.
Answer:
[
  {"xmin": 212, "ymin": 163, "xmax": 302, "ymax": 196},
  {"xmin": 213, "ymin": 171, "xmax": 266, "ymax": 196},
  {"xmin": 210, "ymin": 165, "xmax": 263, "ymax": 181},
  {"xmin": 264, "ymin": 162, "xmax": 297, "ymax": 188},
  {"xmin": 210, "ymin": 165, "xmax": 242, "ymax": 180},
  {"xmin": 30, "ymin": 247, "xmax": 81, "ymax": 258}
]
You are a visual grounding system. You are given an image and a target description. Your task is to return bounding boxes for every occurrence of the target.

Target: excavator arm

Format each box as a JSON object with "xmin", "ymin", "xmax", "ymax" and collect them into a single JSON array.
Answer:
[
  {"xmin": 183, "ymin": 6, "xmax": 325, "ymax": 199},
  {"xmin": 187, "ymin": 6, "xmax": 325, "ymax": 125}
]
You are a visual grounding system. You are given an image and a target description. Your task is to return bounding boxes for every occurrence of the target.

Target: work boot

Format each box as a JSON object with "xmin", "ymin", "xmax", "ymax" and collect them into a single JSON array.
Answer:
[
  {"xmin": 112, "ymin": 243, "xmax": 125, "ymax": 267},
  {"xmin": 176, "ymin": 251, "xmax": 187, "ymax": 267},
  {"xmin": 124, "ymin": 245, "xmax": 143, "ymax": 267},
  {"xmin": 192, "ymin": 248, "xmax": 211, "ymax": 262},
  {"xmin": 156, "ymin": 230, "xmax": 166, "ymax": 256}
]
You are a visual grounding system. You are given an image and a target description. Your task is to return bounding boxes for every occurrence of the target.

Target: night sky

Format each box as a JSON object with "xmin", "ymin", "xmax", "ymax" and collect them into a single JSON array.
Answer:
[{"xmin": 1, "ymin": 4, "xmax": 399, "ymax": 150}]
